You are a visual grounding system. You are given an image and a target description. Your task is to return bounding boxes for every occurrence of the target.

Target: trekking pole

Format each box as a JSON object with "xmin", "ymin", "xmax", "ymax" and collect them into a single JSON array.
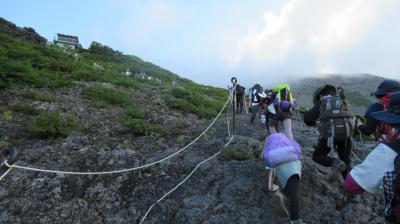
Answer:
[
  {"xmin": 244, "ymin": 97, "xmax": 249, "ymax": 114},
  {"xmin": 231, "ymin": 77, "xmax": 237, "ymax": 135},
  {"xmin": 296, "ymin": 109, "xmax": 303, "ymax": 128}
]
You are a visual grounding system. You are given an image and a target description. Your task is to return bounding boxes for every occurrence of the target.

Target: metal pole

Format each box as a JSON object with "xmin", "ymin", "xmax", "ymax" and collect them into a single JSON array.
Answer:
[{"xmin": 231, "ymin": 77, "xmax": 237, "ymax": 135}]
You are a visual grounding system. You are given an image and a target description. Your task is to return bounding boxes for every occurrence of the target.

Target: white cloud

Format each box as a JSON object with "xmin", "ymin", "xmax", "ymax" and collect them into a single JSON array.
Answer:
[{"xmin": 224, "ymin": 0, "xmax": 396, "ymax": 76}]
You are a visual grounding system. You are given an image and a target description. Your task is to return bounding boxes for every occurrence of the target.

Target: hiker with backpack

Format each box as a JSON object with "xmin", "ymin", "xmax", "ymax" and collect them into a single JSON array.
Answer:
[
  {"xmin": 265, "ymin": 84, "xmax": 296, "ymax": 140},
  {"xmin": 344, "ymin": 92, "xmax": 400, "ymax": 223},
  {"xmin": 262, "ymin": 133, "xmax": 303, "ymax": 224},
  {"xmin": 235, "ymin": 84, "xmax": 246, "ymax": 114},
  {"xmin": 250, "ymin": 84, "xmax": 266, "ymax": 124},
  {"xmin": 356, "ymin": 80, "xmax": 400, "ymax": 143},
  {"xmin": 304, "ymin": 85, "xmax": 354, "ymax": 182}
]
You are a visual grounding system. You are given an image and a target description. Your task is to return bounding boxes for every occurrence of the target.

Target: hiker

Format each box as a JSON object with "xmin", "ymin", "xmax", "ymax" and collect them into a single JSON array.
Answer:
[
  {"xmin": 304, "ymin": 85, "xmax": 353, "ymax": 182},
  {"xmin": 235, "ymin": 84, "xmax": 246, "ymax": 114},
  {"xmin": 262, "ymin": 133, "xmax": 303, "ymax": 224},
  {"xmin": 356, "ymin": 80, "xmax": 400, "ymax": 143},
  {"xmin": 344, "ymin": 92, "xmax": 400, "ymax": 223},
  {"xmin": 250, "ymin": 84, "xmax": 266, "ymax": 123},
  {"xmin": 265, "ymin": 84, "xmax": 296, "ymax": 140}
]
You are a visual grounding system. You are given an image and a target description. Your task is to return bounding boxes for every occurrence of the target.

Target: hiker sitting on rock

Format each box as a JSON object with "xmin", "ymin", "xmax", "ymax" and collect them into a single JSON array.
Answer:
[
  {"xmin": 304, "ymin": 85, "xmax": 354, "ymax": 182},
  {"xmin": 344, "ymin": 92, "xmax": 400, "ymax": 223},
  {"xmin": 356, "ymin": 80, "xmax": 400, "ymax": 143},
  {"xmin": 262, "ymin": 133, "xmax": 303, "ymax": 224}
]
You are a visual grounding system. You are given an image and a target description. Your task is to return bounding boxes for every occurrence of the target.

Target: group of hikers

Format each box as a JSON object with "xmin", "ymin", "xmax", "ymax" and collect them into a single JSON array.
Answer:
[{"xmin": 235, "ymin": 80, "xmax": 400, "ymax": 224}]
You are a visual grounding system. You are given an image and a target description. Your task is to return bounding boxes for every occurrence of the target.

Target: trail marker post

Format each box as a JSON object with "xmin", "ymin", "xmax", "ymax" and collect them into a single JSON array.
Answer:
[{"xmin": 231, "ymin": 77, "xmax": 237, "ymax": 135}]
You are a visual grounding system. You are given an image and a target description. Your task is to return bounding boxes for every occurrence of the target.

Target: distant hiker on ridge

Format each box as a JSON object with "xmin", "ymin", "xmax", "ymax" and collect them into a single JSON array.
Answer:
[
  {"xmin": 235, "ymin": 84, "xmax": 245, "ymax": 114},
  {"xmin": 304, "ymin": 85, "xmax": 354, "ymax": 182},
  {"xmin": 250, "ymin": 84, "xmax": 266, "ymax": 124}
]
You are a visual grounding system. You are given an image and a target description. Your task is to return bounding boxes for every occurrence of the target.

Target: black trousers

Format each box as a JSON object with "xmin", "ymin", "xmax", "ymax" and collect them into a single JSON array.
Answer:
[
  {"xmin": 236, "ymin": 94, "xmax": 244, "ymax": 114},
  {"xmin": 312, "ymin": 137, "xmax": 352, "ymax": 178},
  {"xmin": 283, "ymin": 175, "xmax": 300, "ymax": 220},
  {"xmin": 250, "ymin": 104, "xmax": 259, "ymax": 123}
]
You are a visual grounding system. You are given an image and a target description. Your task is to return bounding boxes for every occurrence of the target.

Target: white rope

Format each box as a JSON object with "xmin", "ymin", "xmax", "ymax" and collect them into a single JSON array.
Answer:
[
  {"xmin": 0, "ymin": 167, "xmax": 13, "ymax": 181},
  {"xmin": 139, "ymin": 136, "xmax": 234, "ymax": 224},
  {"xmin": 4, "ymin": 88, "xmax": 235, "ymax": 176},
  {"xmin": 351, "ymin": 151, "xmax": 363, "ymax": 163}
]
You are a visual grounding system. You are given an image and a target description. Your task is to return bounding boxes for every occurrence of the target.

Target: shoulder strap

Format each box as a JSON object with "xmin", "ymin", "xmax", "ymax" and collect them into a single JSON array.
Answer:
[{"xmin": 386, "ymin": 139, "xmax": 400, "ymax": 154}]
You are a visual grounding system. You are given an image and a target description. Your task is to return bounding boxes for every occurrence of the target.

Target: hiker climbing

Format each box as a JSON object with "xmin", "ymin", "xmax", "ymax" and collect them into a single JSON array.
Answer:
[
  {"xmin": 265, "ymin": 84, "xmax": 296, "ymax": 140},
  {"xmin": 304, "ymin": 85, "xmax": 354, "ymax": 182},
  {"xmin": 356, "ymin": 80, "xmax": 400, "ymax": 143},
  {"xmin": 262, "ymin": 133, "xmax": 303, "ymax": 224},
  {"xmin": 344, "ymin": 92, "xmax": 400, "ymax": 223},
  {"xmin": 235, "ymin": 84, "xmax": 246, "ymax": 114},
  {"xmin": 249, "ymin": 84, "xmax": 266, "ymax": 124}
]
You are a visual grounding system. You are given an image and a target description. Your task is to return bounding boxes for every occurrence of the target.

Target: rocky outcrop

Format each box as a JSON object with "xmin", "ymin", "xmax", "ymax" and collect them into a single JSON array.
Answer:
[
  {"xmin": 0, "ymin": 84, "xmax": 386, "ymax": 223},
  {"xmin": 0, "ymin": 17, "xmax": 47, "ymax": 45}
]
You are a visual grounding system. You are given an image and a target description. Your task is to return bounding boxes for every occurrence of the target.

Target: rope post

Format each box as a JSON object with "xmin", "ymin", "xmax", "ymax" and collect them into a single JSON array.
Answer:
[
  {"xmin": 0, "ymin": 147, "xmax": 17, "ymax": 181},
  {"xmin": 231, "ymin": 77, "xmax": 237, "ymax": 135}
]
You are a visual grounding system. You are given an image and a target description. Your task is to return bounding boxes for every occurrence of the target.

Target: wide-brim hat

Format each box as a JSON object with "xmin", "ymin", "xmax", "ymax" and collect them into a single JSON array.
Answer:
[
  {"xmin": 371, "ymin": 80, "xmax": 400, "ymax": 96},
  {"xmin": 313, "ymin": 85, "xmax": 336, "ymax": 104},
  {"xmin": 372, "ymin": 92, "xmax": 400, "ymax": 124}
]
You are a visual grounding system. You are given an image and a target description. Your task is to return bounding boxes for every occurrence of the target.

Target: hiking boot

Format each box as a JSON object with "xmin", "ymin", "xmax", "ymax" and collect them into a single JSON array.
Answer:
[
  {"xmin": 327, "ymin": 159, "xmax": 347, "ymax": 183},
  {"xmin": 269, "ymin": 191, "xmax": 289, "ymax": 217}
]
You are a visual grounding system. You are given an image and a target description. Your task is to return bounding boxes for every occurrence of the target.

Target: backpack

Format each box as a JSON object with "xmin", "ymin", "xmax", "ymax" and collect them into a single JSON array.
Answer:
[
  {"xmin": 251, "ymin": 85, "xmax": 263, "ymax": 103},
  {"xmin": 318, "ymin": 89, "xmax": 353, "ymax": 144},
  {"xmin": 383, "ymin": 139, "xmax": 400, "ymax": 223},
  {"xmin": 376, "ymin": 93, "xmax": 400, "ymax": 143},
  {"xmin": 235, "ymin": 85, "xmax": 245, "ymax": 95},
  {"xmin": 275, "ymin": 84, "xmax": 295, "ymax": 113},
  {"xmin": 262, "ymin": 133, "xmax": 302, "ymax": 168}
]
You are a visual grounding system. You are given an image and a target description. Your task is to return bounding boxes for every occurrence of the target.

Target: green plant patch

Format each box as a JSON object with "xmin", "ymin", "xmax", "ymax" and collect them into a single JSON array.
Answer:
[
  {"xmin": 22, "ymin": 90, "xmax": 55, "ymax": 102},
  {"xmin": 125, "ymin": 107, "xmax": 144, "ymax": 119},
  {"xmin": 82, "ymin": 86, "xmax": 131, "ymax": 107},
  {"xmin": 1, "ymin": 111, "xmax": 13, "ymax": 121},
  {"xmin": 218, "ymin": 149, "xmax": 255, "ymax": 161},
  {"xmin": 123, "ymin": 118, "xmax": 165, "ymax": 136},
  {"xmin": 29, "ymin": 111, "xmax": 77, "ymax": 138},
  {"xmin": 11, "ymin": 103, "xmax": 41, "ymax": 115}
]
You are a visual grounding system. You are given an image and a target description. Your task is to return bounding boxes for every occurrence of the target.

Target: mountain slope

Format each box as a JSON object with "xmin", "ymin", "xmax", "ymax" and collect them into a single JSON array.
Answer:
[{"xmin": 0, "ymin": 18, "xmax": 387, "ymax": 224}]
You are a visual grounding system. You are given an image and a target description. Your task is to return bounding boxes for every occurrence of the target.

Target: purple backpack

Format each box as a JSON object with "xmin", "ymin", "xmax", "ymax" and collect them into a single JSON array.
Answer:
[{"xmin": 262, "ymin": 133, "xmax": 302, "ymax": 168}]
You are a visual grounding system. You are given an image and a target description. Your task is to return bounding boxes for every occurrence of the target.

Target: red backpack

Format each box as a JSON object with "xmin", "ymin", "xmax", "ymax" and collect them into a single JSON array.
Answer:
[{"xmin": 375, "ymin": 93, "xmax": 400, "ymax": 143}]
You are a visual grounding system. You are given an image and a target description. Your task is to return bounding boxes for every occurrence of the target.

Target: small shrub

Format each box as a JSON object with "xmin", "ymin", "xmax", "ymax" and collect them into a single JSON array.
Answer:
[
  {"xmin": 22, "ymin": 90, "xmax": 55, "ymax": 102},
  {"xmin": 125, "ymin": 107, "xmax": 144, "ymax": 119},
  {"xmin": 30, "ymin": 111, "xmax": 77, "ymax": 137},
  {"xmin": 218, "ymin": 149, "xmax": 255, "ymax": 161},
  {"xmin": 124, "ymin": 118, "xmax": 165, "ymax": 135},
  {"xmin": 1, "ymin": 111, "xmax": 12, "ymax": 121},
  {"xmin": 11, "ymin": 103, "xmax": 40, "ymax": 115},
  {"xmin": 82, "ymin": 86, "xmax": 131, "ymax": 107}
]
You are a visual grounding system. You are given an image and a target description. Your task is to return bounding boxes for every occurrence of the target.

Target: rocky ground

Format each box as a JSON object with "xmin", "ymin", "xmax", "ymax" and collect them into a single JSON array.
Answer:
[{"xmin": 0, "ymin": 86, "xmax": 385, "ymax": 223}]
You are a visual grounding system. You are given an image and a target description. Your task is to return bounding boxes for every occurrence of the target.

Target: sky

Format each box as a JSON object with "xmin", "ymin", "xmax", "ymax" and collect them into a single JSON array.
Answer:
[{"xmin": 1, "ymin": 0, "xmax": 400, "ymax": 88}]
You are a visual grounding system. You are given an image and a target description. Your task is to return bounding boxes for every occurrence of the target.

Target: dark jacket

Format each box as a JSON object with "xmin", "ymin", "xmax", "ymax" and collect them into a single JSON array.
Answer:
[
  {"xmin": 304, "ymin": 101, "xmax": 322, "ymax": 126},
  {"xmin": 357, "ymin": 103, "xmax": 383, "ymax": 136}
]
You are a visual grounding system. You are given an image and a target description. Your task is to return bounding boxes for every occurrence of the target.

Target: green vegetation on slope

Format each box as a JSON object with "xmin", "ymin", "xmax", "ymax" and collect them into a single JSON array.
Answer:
[{"xmin": 0, "ymin": 17, "xmax": 227, "ymax": 120}]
